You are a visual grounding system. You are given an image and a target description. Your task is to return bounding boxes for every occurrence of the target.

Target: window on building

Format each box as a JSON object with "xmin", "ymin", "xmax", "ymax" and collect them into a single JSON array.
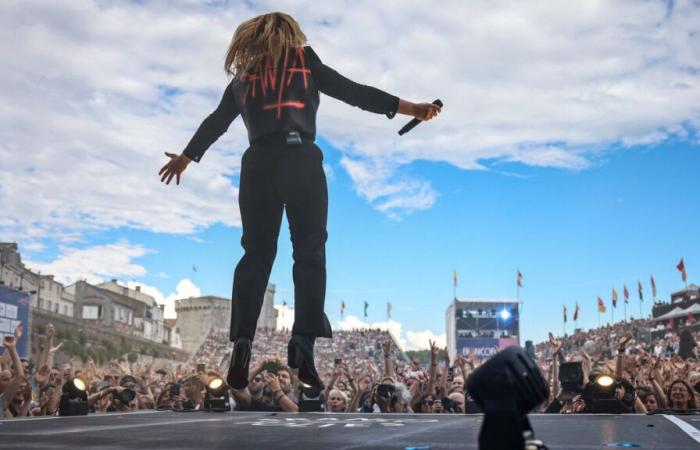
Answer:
[
  {"xmin": 47, "ymin": 300, "xmax": 52, "ymax": 311},
  {"xmin": 83, "ymin": 305, "xmax": 101, "ymax": 319},
  {"xmin": 113, "ymin": 305, "xmax": 133, "ymax": 324},
  {"xmin": 53, "ymin": 302, "xmax": 59, "ymax": 313},
  {"xmin": 62, "ymin": 305, "xmax": 67, "ymax": 315}
]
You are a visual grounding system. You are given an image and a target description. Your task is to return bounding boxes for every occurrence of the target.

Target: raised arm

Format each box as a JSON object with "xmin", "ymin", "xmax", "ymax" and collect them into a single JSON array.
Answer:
[
  {"xmin": 304, "ymin": 46, "xmax": 440, "ymax": 122},
  {"xmin": 427, "ymin": 340, "xmax": 439, "ymax": 397},
  {"xmin": 616, "ymin": 333, "xmax": 633, "ymax": 379},
  {"xmin": 1, "ymin": 336, "xmax": 25, "ymax": 414},
  {"xmin": 182, "ymin": 80, "xmax": 240, "ymax": 164},
  {"xmin": 382, "ymin": 339, "xmax": 396, "ymax": 379}
]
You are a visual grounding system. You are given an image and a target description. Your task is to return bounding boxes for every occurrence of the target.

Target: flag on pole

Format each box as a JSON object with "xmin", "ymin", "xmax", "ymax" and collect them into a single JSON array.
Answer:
[
  {"xmin": 651, "ymin": 274, "xmax": 657, "ymax": 299},
  {"xmin": 597, "ymin": 297, "xmax": 606, "ymax": 313},
  {"xmin": 612, "ymin": 288, "xmax": 618, "ymax": 308},
  {"xmin": 623, "ymin": 285, "xmax": 629, "ymax": 304},
  {"xmin": 340, "ymin": 300, "xmax": 346, "ymax": 319},
  {"xmin": 563, "ymin": 305, "xmax": 567, "ymax": 323},
  {"xmin": 387, "ymin": 302, "xmax": 392, "ymax": 319},
  {"xmin": 637, "ymin": 280, "xmax": 643, "ymax": 301},
  {"xmin": 677, "ymin": 258, "xmax": 687, "ymax": 283},
  {"xmin": 453, "ymin": 270, "xmax": 458, "ymax": 288},
  {"xmin": 517, "ymin": 271, "xmax": 523, "ymax": 288},
  {"xmin": 573, "ymin": 302, "xmax": 580, "ymax": 321},
  {"xmin": 192, "ymin": 265, "xmax": 198, "ymax": 273},
  {"xmin": 364, "ymin": 301, "xmax": 369, "ymax": 318}
]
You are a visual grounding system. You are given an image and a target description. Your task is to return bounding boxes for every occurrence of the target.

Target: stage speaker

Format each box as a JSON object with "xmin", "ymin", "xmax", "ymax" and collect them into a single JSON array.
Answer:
[{"xmin": 466, "ymin": 345, "xmax": 549, "ymax": 450}]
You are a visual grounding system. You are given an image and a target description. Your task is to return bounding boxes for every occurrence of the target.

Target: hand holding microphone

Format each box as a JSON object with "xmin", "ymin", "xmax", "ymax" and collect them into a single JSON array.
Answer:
[{"xmin": 398, "ymin": 99, "xmax": 443, "ymax": 136}]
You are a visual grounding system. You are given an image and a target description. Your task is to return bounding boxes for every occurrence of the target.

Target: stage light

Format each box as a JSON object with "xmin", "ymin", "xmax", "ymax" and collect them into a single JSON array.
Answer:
[
  {"xmin": 466, "ymin": 346, "xmax": 549, "ymax": 450},
  {"xmin": 499, "ymin": 309, "xmax": 511, "ymax": 320},
  {"xmin": 203, "ymin": 376, "xmax": 230, "ymax": 412},
  {"xmin": 580, "ymin": 375, "xmax": 634, "ymax": 413},
  {"xmin": 59, "ymin": 378, "xmax": 88, "ymax": 416},
  {"xmin": 206, "ymin": 377, "xmax": 226, "ymax": 396},
  {"xmin": 596, "ymin": 375, "xmax": 614, "ymax": 388}
]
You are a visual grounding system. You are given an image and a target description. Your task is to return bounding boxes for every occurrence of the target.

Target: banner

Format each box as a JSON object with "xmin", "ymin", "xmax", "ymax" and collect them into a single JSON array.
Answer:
[
  {"xmin": 0, "ymin": 286, "xmax": 31, "ymax": 358},
  {"xmin": 457, "ymin": 337, "xmax": 518, "ymax": 359}
]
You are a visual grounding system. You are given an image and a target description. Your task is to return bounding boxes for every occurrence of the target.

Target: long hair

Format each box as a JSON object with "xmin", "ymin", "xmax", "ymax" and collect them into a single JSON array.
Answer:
[{"xmin": 224, "ymin": 12, "xmax": 307, "ymax": 81}]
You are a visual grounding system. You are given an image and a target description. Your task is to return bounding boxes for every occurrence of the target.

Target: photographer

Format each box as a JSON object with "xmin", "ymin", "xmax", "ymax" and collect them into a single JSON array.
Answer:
[{"xmin": 230, "ymin": 358, "xmax": 298, "ymax": 412}]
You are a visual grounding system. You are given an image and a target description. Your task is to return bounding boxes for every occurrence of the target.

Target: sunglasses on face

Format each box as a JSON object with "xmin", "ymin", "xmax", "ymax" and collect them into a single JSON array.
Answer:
[{"xmin": 423, "ymin": 400, "xmax": 434, "ymax": 405}]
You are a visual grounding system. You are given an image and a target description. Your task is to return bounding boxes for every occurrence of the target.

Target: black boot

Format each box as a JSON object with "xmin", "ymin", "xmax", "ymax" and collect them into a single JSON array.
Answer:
[
  {"xmin": 227, "ymin": 337, "xmax": 252, "ymax": 390},
  {"xmin": 288, "ymin": 335, "xmax": 323, "ymax": 395}
]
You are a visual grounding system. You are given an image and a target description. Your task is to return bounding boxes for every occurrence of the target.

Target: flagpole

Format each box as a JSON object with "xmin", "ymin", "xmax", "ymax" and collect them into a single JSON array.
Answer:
[{"xmin": 624, "ymin": 300, "xmax": 627, "ymax": 322}]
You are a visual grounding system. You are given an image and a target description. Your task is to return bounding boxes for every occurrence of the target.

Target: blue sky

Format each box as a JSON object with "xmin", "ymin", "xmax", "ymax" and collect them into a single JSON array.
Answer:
[
  {"xmin": 2, "ymin": 1, "xmax": 699, "ymax": 349},
  {"xmin": 16, "ymin": 133, "xmax": 700, "ymax": 347}
]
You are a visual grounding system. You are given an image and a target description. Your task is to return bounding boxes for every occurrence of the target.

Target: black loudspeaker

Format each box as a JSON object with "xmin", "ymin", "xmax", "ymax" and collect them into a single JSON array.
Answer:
[
  {"xmin": 466, "ymin": 346, "xmax": 549, "ymax": 450},
  {"xmin": 559, "ymin": 361, "xmax": 584, "ymax": 392}
]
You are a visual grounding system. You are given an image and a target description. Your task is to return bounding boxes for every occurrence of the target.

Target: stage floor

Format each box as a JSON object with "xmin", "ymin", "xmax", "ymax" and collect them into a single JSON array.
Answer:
[{"xmin": 1, "ymin": 411, "xmax": 699, "ymax": 449}]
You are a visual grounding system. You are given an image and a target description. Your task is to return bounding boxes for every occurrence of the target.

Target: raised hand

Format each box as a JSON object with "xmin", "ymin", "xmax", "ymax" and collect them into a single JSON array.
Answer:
[
  {"xmin": 3, "ymin": 335, "xmax": 15, "ymax": 350},
  {"xmin": 13, "ymin": 322, "xmax": 23, "ymax": 340},
  {"xmin": 429, "ymin": 339, "xmax": 439, "ymax": 358},
  {"xmin": 49, "ymin": 342, "xmax": 63, "ymax": 354},
  {"xmin": 413, "ymin": 102, "xmax": 442, "ymax": 121},
  {"xmin": 264, "ymin": 372, "xmax": 281, "ymax": 392},
  {"xmin": 382, "ymin": 339, "xmax": 391, "ymax": 356},
  {"xmin": 618, "ymin": 333, "xmax": 633, "ymax": 352},
  {"xmin": 159, "ymin": 152, "xmax": 191, "ymax": 185}
]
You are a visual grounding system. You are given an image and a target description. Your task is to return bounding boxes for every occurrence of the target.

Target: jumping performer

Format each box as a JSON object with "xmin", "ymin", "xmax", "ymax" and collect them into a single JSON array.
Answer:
[{"xmin": 158, "ymin": 11, "xmax": 441, "ymax": 394}]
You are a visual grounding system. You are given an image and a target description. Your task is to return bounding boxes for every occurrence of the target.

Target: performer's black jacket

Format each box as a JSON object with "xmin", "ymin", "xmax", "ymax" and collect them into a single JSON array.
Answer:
[{"xmin": 183, "ymin": 46, "xmax": 399, "ymax": 162}]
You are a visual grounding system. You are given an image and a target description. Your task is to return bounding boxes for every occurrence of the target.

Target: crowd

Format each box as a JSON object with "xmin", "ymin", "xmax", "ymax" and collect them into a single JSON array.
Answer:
[{"xmin": 1, "ymin": 316, "xmax": 699, "ymax": 418}]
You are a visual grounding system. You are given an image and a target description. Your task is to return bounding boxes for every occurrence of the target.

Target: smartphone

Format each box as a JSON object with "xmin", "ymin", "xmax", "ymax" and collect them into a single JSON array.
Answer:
[
  {"xmin": 447, "ymin": 366, "xmax": 454, "ymax": 382},
  {"xmin": 262, "ymin": 361, "xmax": 279, "ymax": 373},
  {"xmin": 169, "ymin": 383, "xmax": 180, "ymax": 397},
  {"xmin": 196, "ymin": 363, "xmax": 206, "ymax": 373},
  {"xmin": 334, "ymin": 358, "xmax": 342, "ymax": 367}
]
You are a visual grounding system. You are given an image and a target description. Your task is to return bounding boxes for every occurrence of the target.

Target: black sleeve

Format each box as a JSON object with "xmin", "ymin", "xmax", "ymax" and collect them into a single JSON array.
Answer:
[
  {"xmin": 182, "ymin": 80, "xmax": 240, "ymax": 163},
  {"xmin": 304, "ymin": 46, "xmax": 399, "ymax": 119}
]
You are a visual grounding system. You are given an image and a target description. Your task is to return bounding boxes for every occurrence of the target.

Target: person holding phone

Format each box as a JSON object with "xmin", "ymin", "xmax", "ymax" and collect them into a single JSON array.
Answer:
[{"xmin": 158, "ymin": 11, "xmax": 441, "ymax": 393}]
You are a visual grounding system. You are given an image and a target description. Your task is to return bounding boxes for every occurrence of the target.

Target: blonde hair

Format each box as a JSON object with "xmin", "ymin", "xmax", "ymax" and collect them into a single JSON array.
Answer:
[
  {"xmin": 224, "ymin": 12, "xmax": 308, "ymax": 82},
  {"xmin": 328, "ymin": 389, "xmax": 349, "ymax": 405}
]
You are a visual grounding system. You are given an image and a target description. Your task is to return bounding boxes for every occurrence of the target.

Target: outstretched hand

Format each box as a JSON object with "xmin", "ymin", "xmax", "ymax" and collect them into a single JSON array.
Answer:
[
  {"xmin": 159, "ymin": 152, "xmax": 191, "ymax": 185},
  {"xmin": 413, "ymin": 102, "xmax": 441, "ymax": 121}
]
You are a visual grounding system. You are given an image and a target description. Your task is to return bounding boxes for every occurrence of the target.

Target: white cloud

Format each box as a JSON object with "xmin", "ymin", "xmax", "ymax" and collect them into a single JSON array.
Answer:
[
  {"xmin": 405, "ymin": 330, "xmax": 447, "ymax": 352},
  {"xmin": 335, "ymin": 315, "xmax": 445, "ymax": 351},
  {"xmin": 1, "ymin": 0, "xmax": 699, "ymax": 241},
  {"xmin": 340, "ymin": 156, "xmax": 437, "ymax": 219},
  {"xmin": 24, "ymin": 240, "xmax": 153, "ymax": 285},
  {"xmin": 128, "ymin": 278, "xmax": 201, "ymax": 319}
]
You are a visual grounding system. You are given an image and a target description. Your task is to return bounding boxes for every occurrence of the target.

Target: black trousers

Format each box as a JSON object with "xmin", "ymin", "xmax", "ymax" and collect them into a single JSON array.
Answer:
[{"xmin": 230, "ymin": 133, "xmax": 333, "ymax": 341}]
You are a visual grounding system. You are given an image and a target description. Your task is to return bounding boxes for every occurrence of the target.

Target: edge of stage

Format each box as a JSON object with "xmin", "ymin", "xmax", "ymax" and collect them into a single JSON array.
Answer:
[{"xmin": 1, "ymin": 411, "xmax": 700, "ymax": 449}]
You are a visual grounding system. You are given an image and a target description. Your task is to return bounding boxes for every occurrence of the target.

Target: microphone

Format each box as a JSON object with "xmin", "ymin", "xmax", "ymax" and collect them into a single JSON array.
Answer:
[{"xmin": 398, "ymin": 99, "xmax": 443, "ymax": 136}]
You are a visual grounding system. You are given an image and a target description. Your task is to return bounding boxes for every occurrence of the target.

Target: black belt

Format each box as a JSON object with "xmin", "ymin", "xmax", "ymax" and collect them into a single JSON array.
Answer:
[{"xmin": 251, "ymin": 130, "xmax": 315, "ymax": 147}]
